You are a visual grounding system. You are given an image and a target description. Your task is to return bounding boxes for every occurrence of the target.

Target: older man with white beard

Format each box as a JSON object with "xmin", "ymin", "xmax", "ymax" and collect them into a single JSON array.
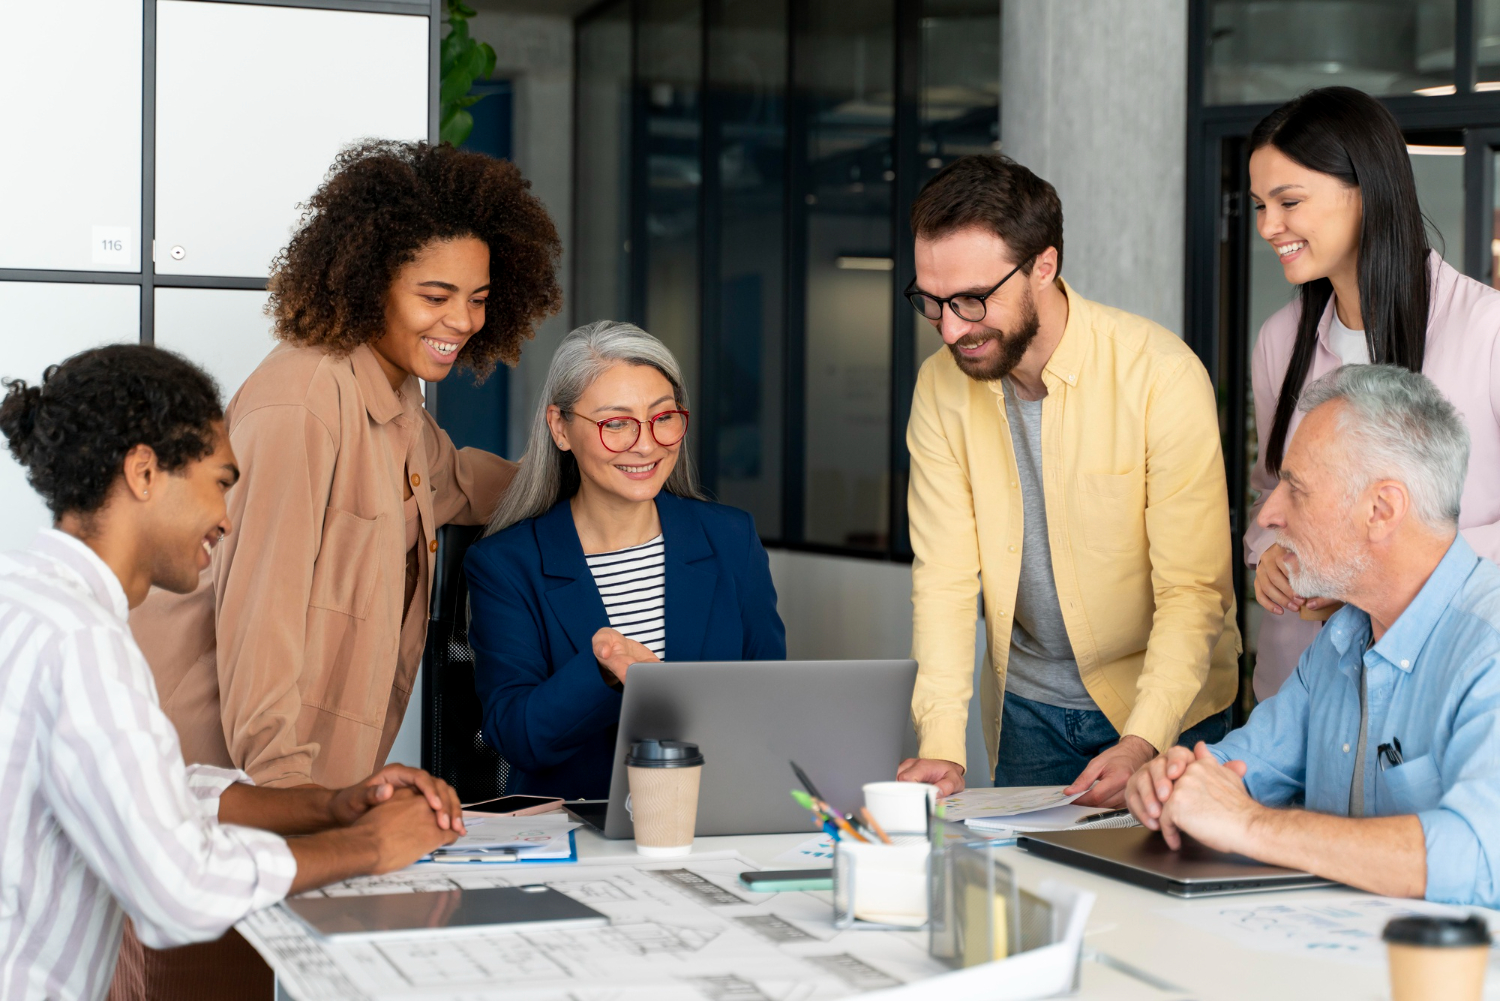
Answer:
[{"xmin": 1124, "ymin": 364, "xmax": 1500, "ymax": 906}]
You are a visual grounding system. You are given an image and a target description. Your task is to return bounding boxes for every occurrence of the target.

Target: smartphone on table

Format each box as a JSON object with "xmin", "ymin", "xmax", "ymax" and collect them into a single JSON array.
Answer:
[
  {"xmin": 463, "ymin": 794, "xmax": 565, "ymax": 817},
  {"xmin": 738, "ymin": 869, "xmax": 834, "ymax": 892}
]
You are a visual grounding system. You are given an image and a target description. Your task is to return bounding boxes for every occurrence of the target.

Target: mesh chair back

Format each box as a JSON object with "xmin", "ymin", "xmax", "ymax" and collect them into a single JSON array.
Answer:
[{"xmin": 421, "ymin": 524, "xmax": 510, "ymax": 802}]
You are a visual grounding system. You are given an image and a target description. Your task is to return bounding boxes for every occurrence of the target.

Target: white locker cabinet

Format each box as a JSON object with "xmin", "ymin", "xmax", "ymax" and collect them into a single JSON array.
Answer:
[
  {"xmin": 154, "ymin": 287, "xmax": 276, "ymax": 402},
  {"xmin": 0, "ymin": 1, "xmax": 142, "ymax": 273},
  {"xmin": 154, "ymin": 2, "xmax": 428, "ymax": 279},
  {"xmin": 0, "ymin": 282, "xmax": 140, "ymax": 553}
]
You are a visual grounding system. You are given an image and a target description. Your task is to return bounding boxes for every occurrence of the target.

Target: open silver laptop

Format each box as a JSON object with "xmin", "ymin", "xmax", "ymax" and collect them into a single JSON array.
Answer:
[
  {"xmin": 601, "ymin": 660, "xmax": 919, "ymax": 839},
  {"xmin": 1018, "ymin": 827, "xmax": 1335, "ymax": 897}
]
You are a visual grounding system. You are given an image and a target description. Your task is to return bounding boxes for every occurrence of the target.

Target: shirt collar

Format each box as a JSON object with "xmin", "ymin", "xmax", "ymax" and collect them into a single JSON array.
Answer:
[
  {"xmin": 1041, "ymin": 278, "xmax": 1088, "ymax": 391},
  {"xmin": 1369, "ymin": 534, "xmax": 1479, "ymax": 673},
  {"xmin": 350, "ymin": 343, "xmax": 422, "ymax": 426},
  {"xmin": 31, "ymin": 529, "xmax": 131, "ymax": 622}
]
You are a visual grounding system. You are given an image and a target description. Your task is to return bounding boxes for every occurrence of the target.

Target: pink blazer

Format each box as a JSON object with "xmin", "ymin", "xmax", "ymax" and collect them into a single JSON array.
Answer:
[{"xmin": 1246, "ymin": 253, "xmax": 1500, "ymax": 699}]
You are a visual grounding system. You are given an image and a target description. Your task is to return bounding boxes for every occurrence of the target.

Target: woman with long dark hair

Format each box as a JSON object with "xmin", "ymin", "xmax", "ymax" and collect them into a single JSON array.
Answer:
[{"xmin": 1245, "ymin": 86, "xmax": 1500, "ymax": 698}]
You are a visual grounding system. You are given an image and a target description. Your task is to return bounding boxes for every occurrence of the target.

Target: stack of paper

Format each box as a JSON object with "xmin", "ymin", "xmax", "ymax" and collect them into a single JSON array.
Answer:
[
  {"xmin": 940, "ymin": 786, "xmax": 1141, "ymax": 837},
  {"xmin": 422, "ymin": 812, "xmax": 581, "ymax": 864}
]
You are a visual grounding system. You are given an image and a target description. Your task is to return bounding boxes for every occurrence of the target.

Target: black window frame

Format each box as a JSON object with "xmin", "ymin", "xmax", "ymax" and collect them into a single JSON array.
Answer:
[{"xmin": 573, "ymin": 0, "xmax": 998, "ymax": 563}]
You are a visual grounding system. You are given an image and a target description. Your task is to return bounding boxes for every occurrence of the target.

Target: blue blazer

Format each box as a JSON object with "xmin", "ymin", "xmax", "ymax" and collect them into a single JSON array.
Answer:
[{"xmin": 465, "ymin": 492, "xmax": 786, "ymax": 800}]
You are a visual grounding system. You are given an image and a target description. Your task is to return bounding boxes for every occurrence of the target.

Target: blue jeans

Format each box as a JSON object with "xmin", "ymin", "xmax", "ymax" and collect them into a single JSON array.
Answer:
[{"xmin": 992, "ymin": 691, "xmax": 1233, "ymax": 787}]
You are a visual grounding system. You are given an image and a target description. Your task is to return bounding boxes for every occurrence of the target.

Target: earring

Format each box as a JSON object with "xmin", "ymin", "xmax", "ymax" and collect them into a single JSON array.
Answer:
[{"xmin": 142, "ymin": 490, "xmax": 149, "ymax": 498}]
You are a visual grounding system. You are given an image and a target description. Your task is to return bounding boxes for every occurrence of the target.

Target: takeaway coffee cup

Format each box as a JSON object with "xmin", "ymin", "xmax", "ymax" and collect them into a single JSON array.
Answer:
[
  {"xmin": 626, "ymin": 739, "xmax": 705, "ymax": 857},
  {"xmin": 1383, "ymin": 914, "xmax": 1491, "ymax": 1001}
]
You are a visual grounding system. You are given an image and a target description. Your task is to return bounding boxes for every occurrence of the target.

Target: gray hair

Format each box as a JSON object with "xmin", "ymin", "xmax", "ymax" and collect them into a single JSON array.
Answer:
[
  {"xmin": 486, "ymin": 320, "xmax": 704, "ymax": 535},
  {"xmin": 1297, "ymin": 364, "xmax": 1469, "ymax": 530}
]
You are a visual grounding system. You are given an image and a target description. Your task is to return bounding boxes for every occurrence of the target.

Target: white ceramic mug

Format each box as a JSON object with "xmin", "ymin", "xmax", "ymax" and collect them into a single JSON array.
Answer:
[{"xmin": 862, "ymin": 781, "xmax": 940, "ymax": 834}]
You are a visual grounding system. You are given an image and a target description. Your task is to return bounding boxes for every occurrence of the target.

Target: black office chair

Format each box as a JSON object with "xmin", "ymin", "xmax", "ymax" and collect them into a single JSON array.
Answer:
[{"xmin": 421, "ymin": 523, "xmax": 510, "ymax": 802}]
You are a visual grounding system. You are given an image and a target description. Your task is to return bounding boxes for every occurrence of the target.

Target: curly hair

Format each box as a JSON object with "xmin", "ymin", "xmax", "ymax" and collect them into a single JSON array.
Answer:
[
  {"xmin": 0, "ymin": 345, "xmax": 222, "ymax": 519},
  {"xmin": 267, "ymin": 140, "xmax": 563, "ymax": 378}
]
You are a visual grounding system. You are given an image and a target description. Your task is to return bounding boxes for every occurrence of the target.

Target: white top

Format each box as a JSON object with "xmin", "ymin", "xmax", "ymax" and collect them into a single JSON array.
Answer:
[
  {"xmin": 585, "ymin": 534, "xmax": 666, "ymax": 659},
  {"xmin": 1327, "ymin": 308, "xmax": 1370, "ymax": 366},
  {"xmin": 0, "ymin": 530, "xmax": 295, "ymax": 1001}
]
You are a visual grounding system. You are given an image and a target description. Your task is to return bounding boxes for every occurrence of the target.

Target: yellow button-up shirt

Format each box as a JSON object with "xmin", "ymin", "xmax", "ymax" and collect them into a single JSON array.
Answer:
[{"xmin": 908, "ymin": 280, "xmax": 1240, "ymax": 774}]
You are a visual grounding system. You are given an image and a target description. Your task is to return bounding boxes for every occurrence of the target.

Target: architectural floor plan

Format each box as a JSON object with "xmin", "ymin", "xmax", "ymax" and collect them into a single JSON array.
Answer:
[{"xmin": 240, "ymin": 853, "xmax": 949, "ymax": 1000}]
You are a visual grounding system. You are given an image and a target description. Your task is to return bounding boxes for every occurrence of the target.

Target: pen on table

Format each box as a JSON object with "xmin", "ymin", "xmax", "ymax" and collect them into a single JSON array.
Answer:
[
  {"xmin": 1073, "ymin": 808, "xmax": 1131, "ymax": 825},
  {"xmin": 819, "ymin": 801, "xmax": 869, "ymax": 844},
  {"xmin": 789, "ymin": 760, "xmax": 828, "ymax": 803},
  {"xmin": 791, "ymin": 789, "xmax": 843, "ymax": 841},
  {"xmin": 860, "ymin": 807, "xmax": 893, "ymax": 845}
]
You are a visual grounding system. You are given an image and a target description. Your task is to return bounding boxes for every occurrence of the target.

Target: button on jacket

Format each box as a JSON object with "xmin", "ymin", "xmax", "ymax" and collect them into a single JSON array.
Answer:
[
  {"xmin": 907, "ymin": 280, "xmax": 1240, "ymax": 774},
  {"xmin": 129, "ymin": 343, "xmax": 515, "ymax": 789},
  {"xmin": 1212, "ymin": 536, "xmax": 1500, "ymax": 906}
]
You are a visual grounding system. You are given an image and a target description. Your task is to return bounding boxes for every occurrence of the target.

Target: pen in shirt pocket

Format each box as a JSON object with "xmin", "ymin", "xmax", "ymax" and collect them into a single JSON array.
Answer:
[{"xmin": 1377, "ymin": 738, "xmax": 1404, "ymax": 770}]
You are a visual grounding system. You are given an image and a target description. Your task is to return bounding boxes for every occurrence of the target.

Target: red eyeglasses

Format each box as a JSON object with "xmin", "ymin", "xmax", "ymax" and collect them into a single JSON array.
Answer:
[{"xmin": 563, "ymin": 409, "xmax": 690, "ymax": 452}]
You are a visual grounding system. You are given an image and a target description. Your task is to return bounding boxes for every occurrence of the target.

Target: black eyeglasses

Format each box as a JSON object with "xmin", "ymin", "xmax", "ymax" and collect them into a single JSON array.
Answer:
[{"xmin": 904, "ymin": 259, "xmax": 1028, "ymax": 322}]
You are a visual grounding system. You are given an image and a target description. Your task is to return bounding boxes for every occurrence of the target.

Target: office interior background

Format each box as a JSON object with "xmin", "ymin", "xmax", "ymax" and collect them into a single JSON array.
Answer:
[{"xmin": 2, "ymin": 0, "xmax": 1497, "ymax": 781}]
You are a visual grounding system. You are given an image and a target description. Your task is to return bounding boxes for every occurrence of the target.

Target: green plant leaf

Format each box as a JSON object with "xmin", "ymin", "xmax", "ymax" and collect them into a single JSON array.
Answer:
[
  {"xmin": 480, "ymin": 41, "xmax": 497, "ymax": 79},
  {"xmin": 440, "ymin": 106, "xmax": 474, "ymax": 147}
]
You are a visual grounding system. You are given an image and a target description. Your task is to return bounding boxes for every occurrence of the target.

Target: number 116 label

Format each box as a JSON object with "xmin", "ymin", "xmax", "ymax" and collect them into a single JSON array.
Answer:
[{"xmin": 92, "ymin": 226, "xmax": 130, "ymax": 265}]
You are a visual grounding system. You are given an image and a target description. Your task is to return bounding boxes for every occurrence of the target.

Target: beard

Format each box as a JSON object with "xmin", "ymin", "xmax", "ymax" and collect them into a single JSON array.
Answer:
[
  {"xmin": 948, "ymin": 285, "xmax": 1041, "ymax": 382},
  {"xmin": 1276, "ymin": 531, "xmax": 1368, "ymax": 603}
]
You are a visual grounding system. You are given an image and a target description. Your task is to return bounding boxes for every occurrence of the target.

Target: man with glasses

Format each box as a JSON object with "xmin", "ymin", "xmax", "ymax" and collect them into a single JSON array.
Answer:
[{"xmin": 895, "ymin": 155, "xmax": 1240, "ymax": 807}]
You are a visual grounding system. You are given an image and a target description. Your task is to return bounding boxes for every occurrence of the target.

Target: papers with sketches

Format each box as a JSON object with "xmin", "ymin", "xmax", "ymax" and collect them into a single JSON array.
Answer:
[
  {"xmin": 422, "ymin": 814, "xmax": 580, "ymax": 863},
  {"xmin": 941, "ymin": 785, "xmax": 1088, "ymax": 822},
  {"xmin": 1159, "ymin": 893, "xmax": 1498, "ymax": 969},
  {"xmin": 965, "ymin": 804, "xmax": 1142, "ymax": 834},
  {"xmin": 238, "ymin": 854, "xmax": 949, "ymax": 1000}
]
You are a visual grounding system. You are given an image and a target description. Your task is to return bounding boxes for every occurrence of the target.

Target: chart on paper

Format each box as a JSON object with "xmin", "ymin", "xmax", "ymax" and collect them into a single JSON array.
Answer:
[{"xmin": 240, "ymin": 854, "xmax": 946, "ymax": 1000}]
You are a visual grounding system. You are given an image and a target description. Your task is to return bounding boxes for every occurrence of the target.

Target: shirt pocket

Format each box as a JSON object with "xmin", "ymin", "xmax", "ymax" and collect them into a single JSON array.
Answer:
[
  {"xmin": 309, "ymin": 507, "xmax": 381, "ymax": 620},
  {"xmin": 1375, "ymin": 754, "xmax": 1443, "ymax": 815},
  {"xmin": 1078, "ymin": 469, "xmax": 1145, "ymax": 553}
]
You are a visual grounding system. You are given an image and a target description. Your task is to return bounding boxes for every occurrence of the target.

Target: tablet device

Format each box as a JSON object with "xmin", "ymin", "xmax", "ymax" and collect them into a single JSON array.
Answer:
[
  {"xmin": 1017, "ymin": 827, "xmax": 1334, "ymax": 898},
  {"xmin": 284, "ymin": 884, "xmax": 609, "ymax": 940}
]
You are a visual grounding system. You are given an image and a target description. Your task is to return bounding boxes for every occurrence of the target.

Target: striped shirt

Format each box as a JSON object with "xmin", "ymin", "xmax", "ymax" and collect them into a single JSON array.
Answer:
[
  {"xmin": 585, "ymin": 534, "xmax": 666, "ymax": 658},
  {"xmin": 0, "ymin": 531, "xmax": 296, "ymax": 1001}
]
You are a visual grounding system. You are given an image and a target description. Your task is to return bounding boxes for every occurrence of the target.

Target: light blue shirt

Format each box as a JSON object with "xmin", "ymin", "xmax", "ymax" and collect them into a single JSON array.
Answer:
[{"xmin": 1211, "ymin": 535, "xmax": 1500, "ymax": 906}]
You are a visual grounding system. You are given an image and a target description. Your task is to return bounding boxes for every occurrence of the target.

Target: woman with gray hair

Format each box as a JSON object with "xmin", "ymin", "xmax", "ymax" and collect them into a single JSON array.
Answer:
[{"xmin": 464, "ymin": 321, "xmax": 785, "ymax": 799}]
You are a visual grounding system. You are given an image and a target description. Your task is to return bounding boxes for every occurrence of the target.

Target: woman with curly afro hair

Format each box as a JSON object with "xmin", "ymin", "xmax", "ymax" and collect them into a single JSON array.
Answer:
[{"xmin": 116, "ymin": 139, "xmax": 562, "ymax": 1001}]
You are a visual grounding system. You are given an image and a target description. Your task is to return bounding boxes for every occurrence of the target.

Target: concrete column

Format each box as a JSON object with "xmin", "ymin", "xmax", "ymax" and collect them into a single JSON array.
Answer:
[
  {"xmin": 1001, "ymin": 0, "xmax": 1188, "ymax": 336},
  {"xmin": 470, "ymin": 11, "xmax": 575, "ymax": 454}
]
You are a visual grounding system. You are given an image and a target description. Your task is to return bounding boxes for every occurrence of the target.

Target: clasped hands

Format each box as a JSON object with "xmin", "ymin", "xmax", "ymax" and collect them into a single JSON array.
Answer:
[{"xmin": 1125, "ymin": 741, "xmax": 1263, "ymax": 854}]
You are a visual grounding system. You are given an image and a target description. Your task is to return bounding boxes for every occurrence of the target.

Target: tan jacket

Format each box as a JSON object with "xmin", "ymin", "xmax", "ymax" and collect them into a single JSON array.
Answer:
[
  {"xmin": 131, "ymin": 343, "xmax": 515, "ymax": 789},
  {"xmin": 908, "ymin": 281, "xmax": 1240, "ymax": 774}
]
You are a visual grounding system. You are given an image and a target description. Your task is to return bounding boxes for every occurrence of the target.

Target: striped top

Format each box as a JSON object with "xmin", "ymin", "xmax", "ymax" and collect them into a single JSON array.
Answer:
[
  {"xmin": 0, "ymin": 531, "xmax": 296, "ymax": 1001},
  {"xmin": 585, "ymin": 534, "xmax": 666, "ymax": 658}
]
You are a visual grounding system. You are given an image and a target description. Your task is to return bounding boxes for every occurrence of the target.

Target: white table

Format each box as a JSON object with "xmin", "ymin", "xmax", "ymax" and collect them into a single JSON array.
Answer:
[
  {"xmin": 576, "ymin": 827, "xmax": 1495, "ymax": 1001},
  {"xmin": 273, "ymin": 825, "xmax": 1496, "ymax": 1001}
]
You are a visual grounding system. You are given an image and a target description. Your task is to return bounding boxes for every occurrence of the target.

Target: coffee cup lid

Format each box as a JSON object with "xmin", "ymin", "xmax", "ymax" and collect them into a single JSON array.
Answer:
[
  {"xmin": 627, "ymin": 739, "xmax": 704, "ymax": 768},
  {"xmin": 1383, "ymin": 915, "xmax": 1492, "ymax": 948}
]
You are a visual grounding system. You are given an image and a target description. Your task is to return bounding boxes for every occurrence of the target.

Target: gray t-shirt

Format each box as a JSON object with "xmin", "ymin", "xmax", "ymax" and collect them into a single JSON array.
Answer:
[{"xmin": 1000, "ymin": 378, "xmax": 1096, "ymax": 710}]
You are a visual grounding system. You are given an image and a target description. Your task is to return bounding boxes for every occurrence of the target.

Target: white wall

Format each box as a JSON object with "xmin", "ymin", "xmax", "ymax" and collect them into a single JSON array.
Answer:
[
  {"xmin": 0, "ymin": 283, "xmax": 140, "ymax": 552},
  {"xmin": 1002, "ymin": 0, "xmax": 1189, "ymax": 337},
  {"xmin": 153, "ymin": 289, "xmax": 276, "ymax": 402},
  {"xmin": 155, "ymin": 2, "xmax": 428, "ymax": 278},
  {"xmin": 0, "ymin": 1, "xmax": 142, "ymax": 273}
]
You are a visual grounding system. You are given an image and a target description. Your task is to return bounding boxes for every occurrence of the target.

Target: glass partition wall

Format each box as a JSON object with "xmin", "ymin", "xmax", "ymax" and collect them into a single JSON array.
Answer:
[
  {"xmin": 1188, "ymin": 0, "xmax": 1500, "ymax": 714},
  {"xmin": 574, "ymin": 0, "xmax": 1000, "ymax": 558}
]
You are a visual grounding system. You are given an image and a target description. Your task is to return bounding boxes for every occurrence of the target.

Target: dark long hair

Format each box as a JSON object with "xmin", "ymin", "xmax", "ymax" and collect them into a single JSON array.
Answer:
[{"xmin": 1250, "ymin": 87, "xmax": 1431, "ymax": 475}]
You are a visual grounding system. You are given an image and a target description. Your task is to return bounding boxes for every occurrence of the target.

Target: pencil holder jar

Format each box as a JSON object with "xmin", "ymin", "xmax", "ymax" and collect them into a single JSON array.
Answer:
[{"xmin": 832, "ymin": 836, "xmax": 931, "ymax": 929}]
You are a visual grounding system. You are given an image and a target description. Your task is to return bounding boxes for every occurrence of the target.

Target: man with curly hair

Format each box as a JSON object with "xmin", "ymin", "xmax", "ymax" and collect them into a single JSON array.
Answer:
[
  {"xmin": 0, "ymin": 345, "xmax": 466, "ymax": 1001},
  {"xmin": 118, "ymin": 140, "xmax": 563, "ymax": 999}
]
